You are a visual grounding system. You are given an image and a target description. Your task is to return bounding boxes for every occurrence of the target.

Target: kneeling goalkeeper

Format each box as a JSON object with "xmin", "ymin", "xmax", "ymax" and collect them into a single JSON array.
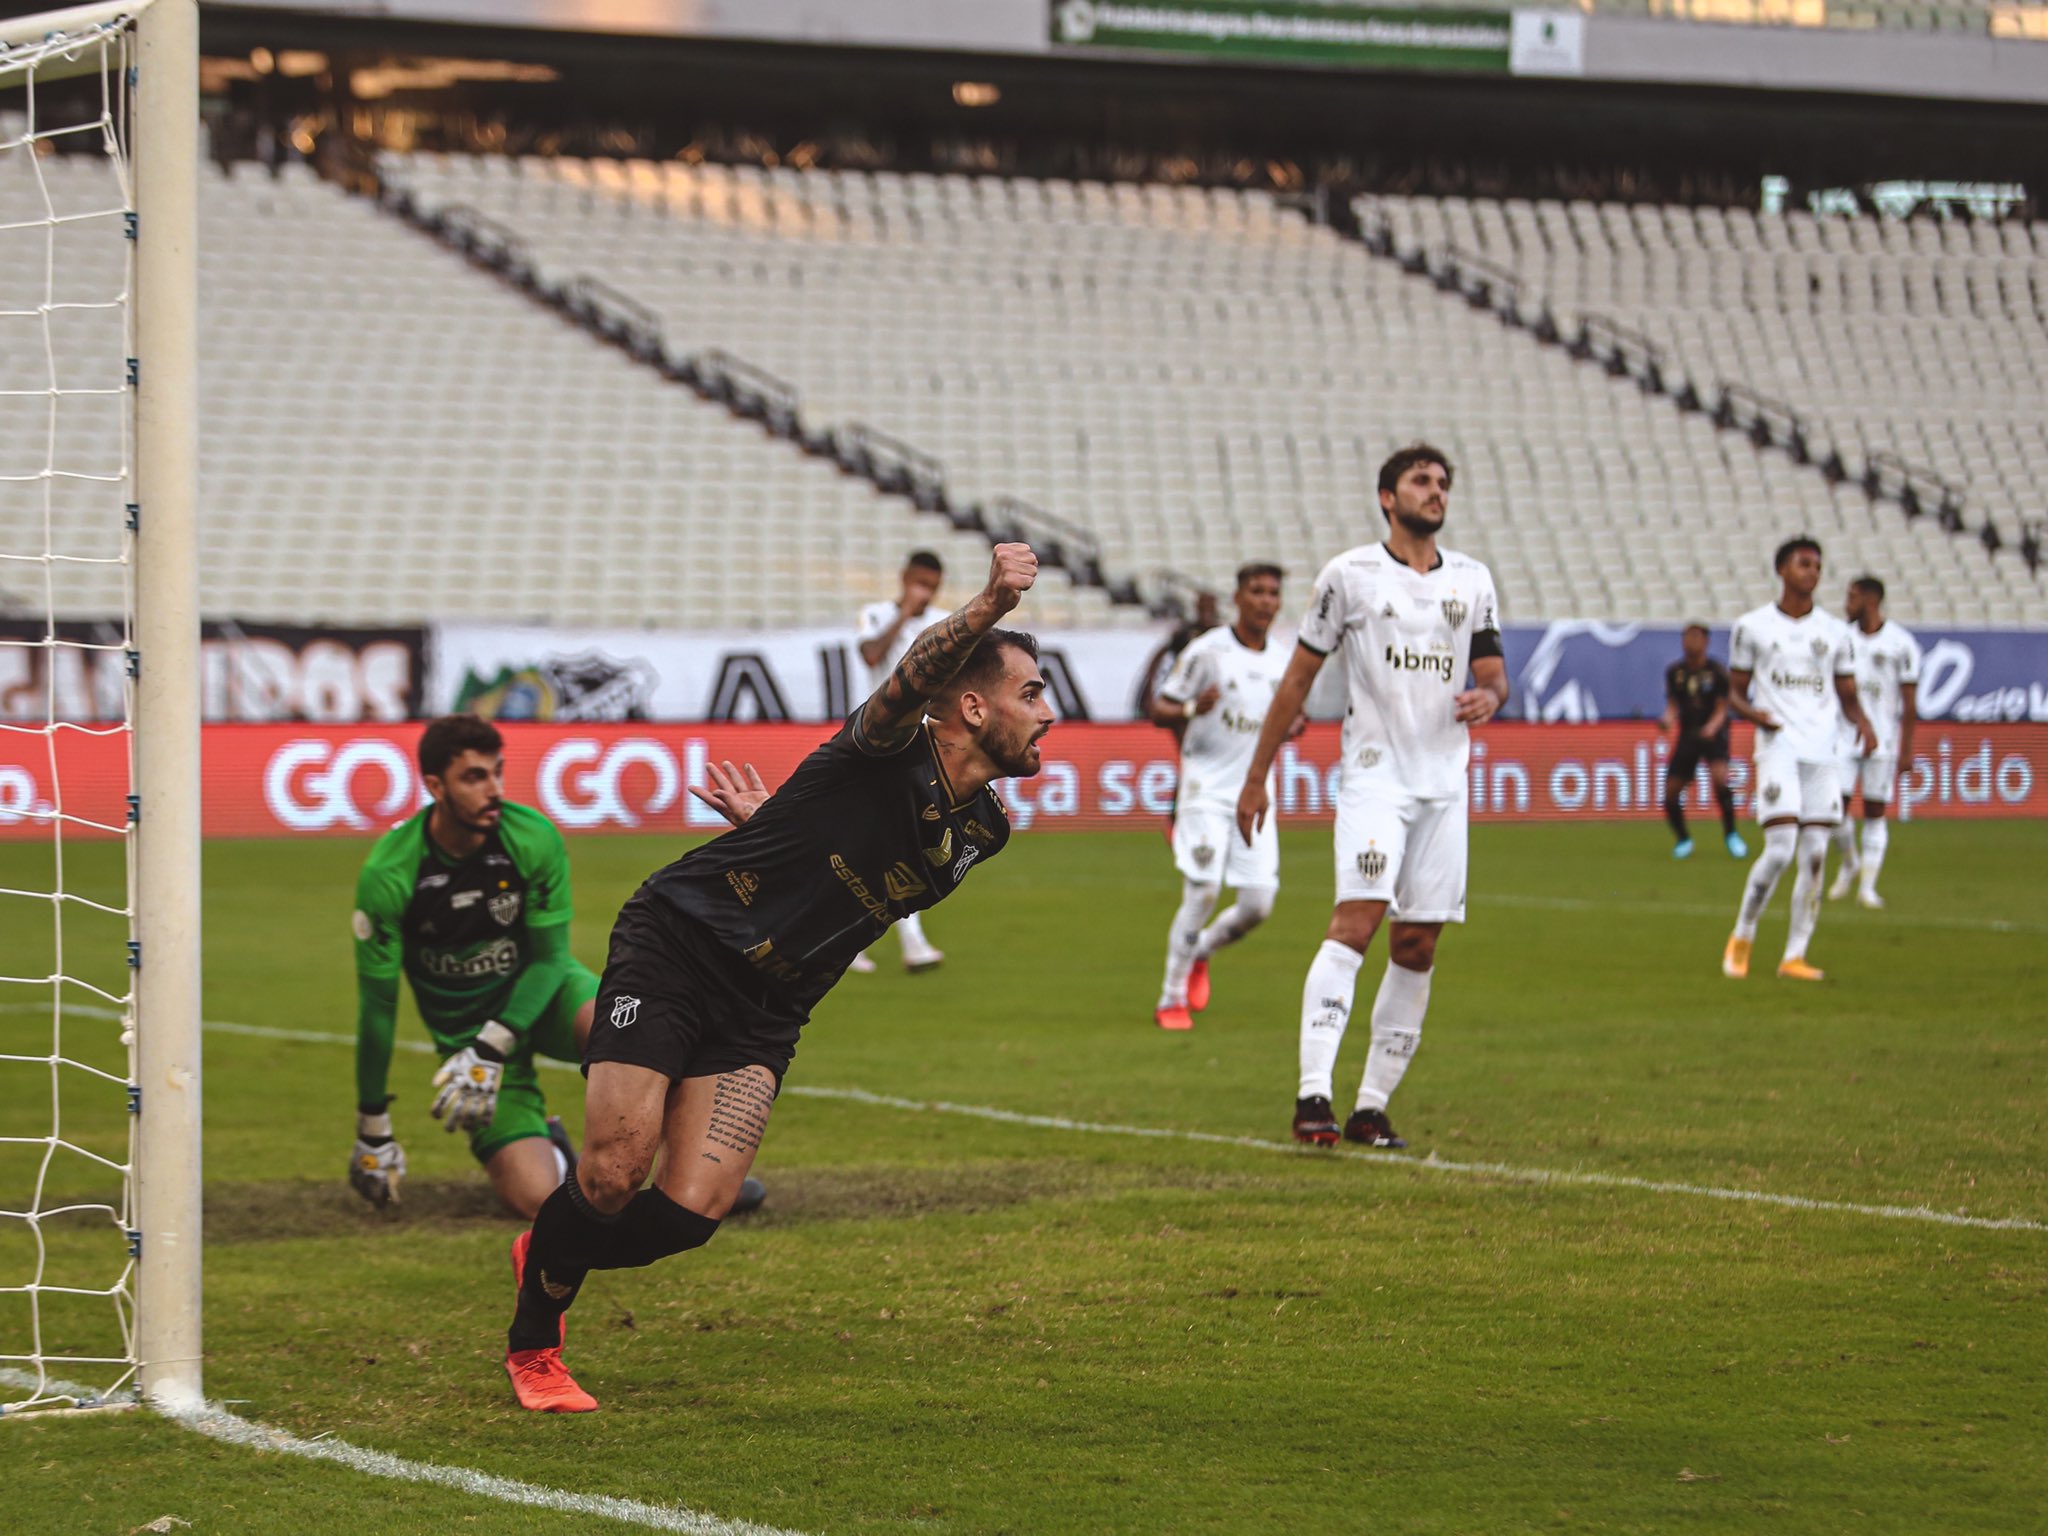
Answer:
[{"xmin": 348, "ymin": 714, "xmax": 598, "ymax": 1219}]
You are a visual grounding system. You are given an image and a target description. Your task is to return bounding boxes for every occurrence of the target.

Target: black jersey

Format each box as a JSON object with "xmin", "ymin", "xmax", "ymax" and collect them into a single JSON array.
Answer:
[
  {"xmin": 1665, "ymin": 659, "xmax": 1732, "ymax": 739},
  {"xmin": 645, "ymin": 718, "xmax": 1011, "ymax": 1012}
]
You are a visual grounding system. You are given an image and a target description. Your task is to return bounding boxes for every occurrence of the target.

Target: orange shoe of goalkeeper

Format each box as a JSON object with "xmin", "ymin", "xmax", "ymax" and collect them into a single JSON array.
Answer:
[{"xmin": 506, "ymin": 1346, "xmax": 597, "ymax": 1412}]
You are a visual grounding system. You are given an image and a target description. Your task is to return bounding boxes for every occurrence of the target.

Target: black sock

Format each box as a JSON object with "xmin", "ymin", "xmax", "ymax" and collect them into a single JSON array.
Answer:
[
  {"xmin": 1663, "ymin": 791, "xmax": 1689, "ymax": 842},
  {"xmin": 1714, "ymin": 784, "xmax": 1738, "ymax": 836},
  {"xmin": 508, "ymin": 1178, "xmax": 722, "ymax": 1353}
]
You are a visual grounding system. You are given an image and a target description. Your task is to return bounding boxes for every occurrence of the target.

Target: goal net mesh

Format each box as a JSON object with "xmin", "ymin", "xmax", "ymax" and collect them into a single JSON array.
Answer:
[{"xmin": 0, "ymin": 6, "xmax": 144, "ymax": 1415}]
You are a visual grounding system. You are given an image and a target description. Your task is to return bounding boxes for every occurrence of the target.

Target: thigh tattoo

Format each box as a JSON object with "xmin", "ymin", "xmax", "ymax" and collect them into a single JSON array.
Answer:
[{"xmin": 701, "ymin": 1068, "xmax": 776, "ymax": 1164}]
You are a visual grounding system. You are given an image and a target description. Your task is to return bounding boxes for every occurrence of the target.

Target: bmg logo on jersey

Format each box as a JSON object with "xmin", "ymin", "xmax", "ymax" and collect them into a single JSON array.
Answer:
[
  {"xmin": 1383, "ymin": 644, "xmax": 1457, "ymax": 683},
  {"xmin": 537, "ymin": 738, "xmax": 681, "ymax": 829},
  {"xmin": 263, "ymin": 738, "xmax": 422, "ymax": 832}
]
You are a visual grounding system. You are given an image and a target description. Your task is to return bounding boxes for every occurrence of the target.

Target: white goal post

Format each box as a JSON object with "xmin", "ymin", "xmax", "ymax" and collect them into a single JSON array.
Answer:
[{"xmin": 0, "ymin": 0, "xmax": 199, "ymax": 1415}]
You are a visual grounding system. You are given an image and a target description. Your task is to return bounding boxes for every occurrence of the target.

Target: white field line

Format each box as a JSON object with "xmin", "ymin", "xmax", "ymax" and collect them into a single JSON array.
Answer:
[
  {"xmin": 0, "ymin": 1368, "xmax": 811, "ymax": 1536},
  {"xmin": 134, "ymin": 1011, "xmax": 2039, "ymax": 1237},
  {"xmin": 6, "ymin": 1003, "xmax": 2040, "ymax": 1234}
]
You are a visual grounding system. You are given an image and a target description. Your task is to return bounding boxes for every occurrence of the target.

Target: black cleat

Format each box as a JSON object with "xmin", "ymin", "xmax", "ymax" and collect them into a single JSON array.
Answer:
[
  {"xmin": 730, "ymin": 1176, "xmax": 767, "ymax": 1216},
  {"xmin": 544, "ymin": 1115, "xmax": 579, "ymax": 1179},
  {"xmin": 1342, "ymin": 1107, "xmax": 1407, "ymax": 1149},
  {"xmin": 1292, "ymin": 1095, "xmax": 1341, "ymax": 1147}
]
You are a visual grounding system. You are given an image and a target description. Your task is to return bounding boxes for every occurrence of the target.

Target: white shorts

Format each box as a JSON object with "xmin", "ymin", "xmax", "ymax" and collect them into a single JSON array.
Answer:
[
  {"xmin": 1333, "ymin": 787, "xmax": 1466, "ymax": 923},
  {"xmin": 1173, "ymin": 805, "xmax": 1280, "ymax": 891},
  {"xmin": 1754, "ymin": 741, "xmax": 1842, "ymax": 826},
  {"xmin": 1836, "ymin": 753, "xmax": 1898, "ymax": 807}
]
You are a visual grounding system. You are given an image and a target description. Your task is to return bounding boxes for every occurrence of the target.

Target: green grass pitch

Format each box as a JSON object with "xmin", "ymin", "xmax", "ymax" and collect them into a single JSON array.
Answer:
[{"xmin": 2, "ymin": 820, "xmax": 2044, "ymax": 1534}]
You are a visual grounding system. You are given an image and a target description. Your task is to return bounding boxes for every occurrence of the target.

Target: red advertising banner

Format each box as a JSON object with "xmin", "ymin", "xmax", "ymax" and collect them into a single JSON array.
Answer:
[{"xmin": 2, "ymin": 722, "xmax": 2045, "ymax": 841}]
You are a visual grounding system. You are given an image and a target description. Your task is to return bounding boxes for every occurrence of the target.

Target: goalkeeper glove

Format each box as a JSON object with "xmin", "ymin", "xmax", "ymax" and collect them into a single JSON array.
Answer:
[
  {"xmin": 349, "ymin": 1108, "xmax": 406, "ymax": 1207},
  {"xmin": 430, "ymin": 1020, "xmax": 516, "ymax": 1132}
]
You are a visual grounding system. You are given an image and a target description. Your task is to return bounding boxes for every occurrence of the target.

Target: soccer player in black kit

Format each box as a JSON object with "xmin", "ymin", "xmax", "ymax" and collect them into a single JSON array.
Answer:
[
  {"xmin": 1660, "ymin": 622, "xmax": 1746, "ymax": 860},
  {"xmin": 503, "ymin": 543, "xmax": 1050, "ymax": 1411}
]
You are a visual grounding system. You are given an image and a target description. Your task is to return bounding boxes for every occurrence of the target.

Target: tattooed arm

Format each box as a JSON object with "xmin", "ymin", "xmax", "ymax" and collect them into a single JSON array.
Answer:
[{"xmin": 851, "ymin": 542, "xmax": 1037, "ymax": 755}]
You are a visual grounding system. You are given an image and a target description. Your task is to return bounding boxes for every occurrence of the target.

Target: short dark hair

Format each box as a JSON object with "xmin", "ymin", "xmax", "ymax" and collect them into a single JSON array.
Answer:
[
  {"xmin": 1377, "ymin": 443, "xmax": 1454, "ymax": 503},
  {"xmin": 1851, "ymin": 575, "xmax": 1886, "ymax": 602},
  {"xmin": 1235, "ymin": 562, "xmax": 1284, "ymax": 589},
  {"xmin": 947, "ymin": 628, "xmax": 1038, "ymax": 702},
  {"xmin": 1774, "ymin": 536, "xmax": 1823, "ymax": 572},
  {"xmin": 418, "ymin": 713, "xmax": 502, "ymax": 780},
  {"xmin": 1682, "ymin": 621, "xmax": 1710, "ymax": 637},
  {"xmin": 906, "ymin": 550, "xmax": 944, "ymax": 576}
]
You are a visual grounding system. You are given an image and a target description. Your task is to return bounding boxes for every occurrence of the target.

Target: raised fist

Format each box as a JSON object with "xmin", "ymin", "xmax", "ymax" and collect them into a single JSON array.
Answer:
[{"xmin": 984, "ymin": 543, "xmax": 1038, "ymax": 616}]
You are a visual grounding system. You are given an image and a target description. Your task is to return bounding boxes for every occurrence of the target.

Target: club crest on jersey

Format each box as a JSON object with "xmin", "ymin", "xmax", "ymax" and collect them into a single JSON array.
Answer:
[
  {"xmin": 1763, "ymin": 781, "xmax": 1782, "ymax": 804},
  {"xmin": 1193, "ymin": 843, "xmax": 1216, "ymax": 869},
  {"xmin": 1442, "ymin": 597, "xmax": 1468, "ymax": 630},
  {"xmin": 609, "ymin": 995, "xmax": 641, "ymax": 1030},
  {"xmin": 489, "ymin": 890, "xmax": 522, "ymax": 926},
  {"xmin": 1357, "ymin": 847, "xmax": 1388, "ymax": 882},
  {"xmin": 1810, "ymin": 637, "xmax": 1829, "ymax": 660}
]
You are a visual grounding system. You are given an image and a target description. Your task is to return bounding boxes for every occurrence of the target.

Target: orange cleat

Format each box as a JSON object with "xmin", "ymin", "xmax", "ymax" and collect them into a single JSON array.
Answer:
[
  {"xmin": 1186, "ymin": 958, "xmax": 1212, "ymax": 1014},
  {"xmin": 1776, "ymin": 957, "xmax": 1826, "ymax": 982},
  {"xmin": 505, "ymin": 1346, "xmax": 597, "ymax": 1413},
  {"xmin": 511, "ymin": 1230, "xmax": 564, "ymax": 1346},
  {"xmin": 1154, "ymin": 1005, "xmax": 1193, "ymax": 1031},
  {"xmin": 1721, "ymin": 934, "xmax": 1751, "ymax": 980}
]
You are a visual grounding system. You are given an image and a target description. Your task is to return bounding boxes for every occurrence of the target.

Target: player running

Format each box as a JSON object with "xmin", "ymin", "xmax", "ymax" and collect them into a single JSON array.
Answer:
[
  {"xmin": 1827, "ymin": 576, "xmax": 1920, "ymax": 909},
  {"xmin": 852, "ymin": 550, "xmax": 952, "ymax": 973},
  {"xmin": 502, "ymin": 544, "xmax": 1051, "ymax": 1412},
  {"xmin": 1720, "ymin": 538, "xmax": 1876, "ymax": 982},
  {"xmin": 1234, "ymin": 446, "xmax": 1507, "ymax": 1150},
  {"xmin": 1659, "ymin": 623, "xmax": 1746, "ymax": 860},
  {"xmin": 349, "ymin": 714, "xmax": 598, "ymax": 1221},
  {"xmin": 1149, "ymin": 563, "xmax": 1301, "ymax": 1031}
]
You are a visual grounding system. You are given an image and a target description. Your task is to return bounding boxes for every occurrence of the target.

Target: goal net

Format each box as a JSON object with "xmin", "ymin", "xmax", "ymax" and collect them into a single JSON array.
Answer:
[{"xmin": 0, "ymin": 0, "xmax": 198, "ymax": 1416}]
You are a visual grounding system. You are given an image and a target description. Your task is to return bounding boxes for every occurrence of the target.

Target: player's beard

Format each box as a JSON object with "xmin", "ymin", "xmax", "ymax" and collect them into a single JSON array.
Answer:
[
  {"xmin": 1390, "ymin": 500, "xmax": 1446, "ymax": 539},
  {"xmin": 987, "ymin": 720, "xmax": 1050, "ymax": 779},
  {"xmin": 452, "ymin": 799, "xmax": 503, "ymax": 833}
]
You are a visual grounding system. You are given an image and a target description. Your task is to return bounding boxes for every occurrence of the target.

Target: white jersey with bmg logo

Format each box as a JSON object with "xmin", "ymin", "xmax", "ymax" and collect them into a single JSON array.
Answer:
[
  {"xmin": 856, "ymin": 599, "xmax": 952, "ymax": 690},
  {"xmin": 1298, "ymin": 542, "xmax": 1502, "ymax": 802},
  {"xmin": 1729, "ymin": 602, "xmax": 1855, "ymax": 763},
  {"xmin": 1842, "ymin": 619, "xmax": 1922, "ymax": 758},
  {"xmin": 1160, "ymin": 624, "xmax": 1292, "ymax": 814}
]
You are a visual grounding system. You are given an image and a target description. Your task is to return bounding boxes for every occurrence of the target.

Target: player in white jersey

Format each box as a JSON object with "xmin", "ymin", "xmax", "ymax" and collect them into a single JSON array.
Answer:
[
  {"xmin": 1721, "ymin": 538, "xmax": 1876, "ymax": 983},
  {"xmin": 1234, "ymin": 446, "xmax": 1507, "ymax": 1150},
  {"xmin": 1827, "ymin": 576, "xmax": 1920, "ymax": 909},
  {"xmin": 1150, "ymin": 564, "xmax": 1302, "ymax": 1031},
  {"xmin": 853, "ymin": 551, "xmax": 951, "ymax": 972}
]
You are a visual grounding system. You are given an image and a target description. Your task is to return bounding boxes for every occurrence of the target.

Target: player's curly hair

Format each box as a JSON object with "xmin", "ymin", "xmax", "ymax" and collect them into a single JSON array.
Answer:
[
  {"xmin": 1774, "ymin": 536, "xmax": 1823, "ymax": 571},
  {"xmin": 418, "ymin": 713, "xmax": 503, "ymax": 779},
  {"xmin": 1376, "ymin": 444, "xmax": 1454, "ymax": 516}
]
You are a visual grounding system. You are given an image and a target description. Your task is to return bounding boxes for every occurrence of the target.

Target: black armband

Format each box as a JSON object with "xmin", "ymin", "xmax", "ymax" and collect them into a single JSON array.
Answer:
[{"xmin": 1470, "ymin": 629, "xmax": 1505, "ymax": 662}]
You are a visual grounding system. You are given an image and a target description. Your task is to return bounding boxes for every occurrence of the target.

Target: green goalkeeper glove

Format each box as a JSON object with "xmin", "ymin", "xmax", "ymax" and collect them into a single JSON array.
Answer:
[
  {"xmin": 349, "ymin": 1108, "xmax": 405, "ymax": 1207},
  {"xmin": 430, "ymin": 1020, "xmax": 515, "ymax": 1133}
]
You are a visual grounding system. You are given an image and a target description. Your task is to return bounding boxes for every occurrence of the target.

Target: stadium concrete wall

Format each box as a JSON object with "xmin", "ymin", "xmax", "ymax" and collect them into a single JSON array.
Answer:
[{"xmin": 3, "ymin": 722, "xmax": 2042, "ymax": 838}]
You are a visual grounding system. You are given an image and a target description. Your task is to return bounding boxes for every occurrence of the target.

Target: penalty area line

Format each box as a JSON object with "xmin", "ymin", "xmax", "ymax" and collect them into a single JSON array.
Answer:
[
  {"xmin": 10, "ymin": 1007, "xmax": 2040, "ymax": 1236},
  {"xmin": 0, "ymin": 1369, "xmax": 810, "ymax": 1536}
]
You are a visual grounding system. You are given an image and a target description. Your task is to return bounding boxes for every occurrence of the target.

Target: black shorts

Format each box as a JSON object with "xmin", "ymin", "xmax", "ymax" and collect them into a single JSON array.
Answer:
[
  {"xmin": 584, "ymin": 888, "xmax": 805, "ymax": 1085},
  {"xmin": 1667, "ymin": 733, "xmax": 1731, "ymax": 782}
]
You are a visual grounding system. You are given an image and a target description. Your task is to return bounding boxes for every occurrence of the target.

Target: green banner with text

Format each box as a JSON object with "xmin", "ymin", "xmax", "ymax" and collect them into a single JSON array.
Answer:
[{"xmin": 1050, "ymin": 0, "xmax": 1514, "ymax": 72}]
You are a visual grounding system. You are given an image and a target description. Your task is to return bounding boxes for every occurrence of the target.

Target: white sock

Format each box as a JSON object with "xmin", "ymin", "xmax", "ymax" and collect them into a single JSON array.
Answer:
[
  {"xmin": 1356, "ymin": 961, "xmax": 1431, "ymax": 1112},
  {"xmin": 1157, "ymin": 880, "xmax": 1220, "ymax": 1009},
  {"xmin": 1784, "ymin": 824, "xmax": 1831, "ymax": 960},
  {"xmin": 1195, "ymin": 885, "xmax": 1274, "ymax": 959},
  {"xmin": 1298, "ymin": 939, "xmax": 1363, "ymax": 1102},
  {"xmin": 1830, "ymin": 819, "xmax": 1859, "ymax": 876},
  {"xmin": 1734, "ymin": 823, "xmax": 1797, "ymax": 941},
  {"xmin": 898, "ymin": 911, "xmax": 932, "ymax": 954},
  {"xmin": 1859, "ymin": 818, "xmax": 1890, "ymax": 894}
]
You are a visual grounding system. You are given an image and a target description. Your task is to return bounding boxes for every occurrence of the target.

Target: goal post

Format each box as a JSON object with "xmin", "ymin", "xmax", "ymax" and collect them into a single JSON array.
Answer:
[{"xmin": 0, "ymin": 0, "xmax": 200, "ymax": 1416}]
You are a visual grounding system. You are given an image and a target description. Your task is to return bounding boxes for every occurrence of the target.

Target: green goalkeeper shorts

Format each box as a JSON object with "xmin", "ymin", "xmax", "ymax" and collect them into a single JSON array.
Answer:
[{"xmin": 468, "ymin": 960, "xmax": 600, "ymax": 1164}]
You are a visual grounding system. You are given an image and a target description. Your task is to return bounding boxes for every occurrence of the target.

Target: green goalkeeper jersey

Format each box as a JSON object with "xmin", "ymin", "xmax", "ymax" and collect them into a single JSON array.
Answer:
[{"xmin": 351, "ymin": 800, "xmax": 575, "ymax": 1112}]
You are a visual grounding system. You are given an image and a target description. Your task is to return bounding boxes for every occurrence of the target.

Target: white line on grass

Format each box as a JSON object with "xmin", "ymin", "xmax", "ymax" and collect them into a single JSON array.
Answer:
[
  {"xmin": 161, "ymin": 1012, "xmax": 2040, "ymax": 1236},
  {"xmin": 1481, "ymin": 889, "xmax": 2048, "ymax": 936},
  {"xmin": 7, "ymin": 1005, "xmax": 2039, "ymax": 1234},
  {"xmin": 0, "ymin": 1368, "xmax": 810, "ymax": 1536}
]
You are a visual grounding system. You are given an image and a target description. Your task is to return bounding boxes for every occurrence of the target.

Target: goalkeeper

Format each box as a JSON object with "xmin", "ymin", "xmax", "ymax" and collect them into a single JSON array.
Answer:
[{"xmin": 348, "ymin": 714, "xmax": 598, "ymax": 1220}]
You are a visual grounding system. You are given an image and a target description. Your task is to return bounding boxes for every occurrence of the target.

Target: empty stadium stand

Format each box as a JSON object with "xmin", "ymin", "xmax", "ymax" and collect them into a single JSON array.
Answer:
[
  {"xmin": 380, "ymin": 153, "xmax": 2048, "ymax": 627},
  {"xmin": 0, "ymin": 139, "xmax": 1114, "ymax": 628}
]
